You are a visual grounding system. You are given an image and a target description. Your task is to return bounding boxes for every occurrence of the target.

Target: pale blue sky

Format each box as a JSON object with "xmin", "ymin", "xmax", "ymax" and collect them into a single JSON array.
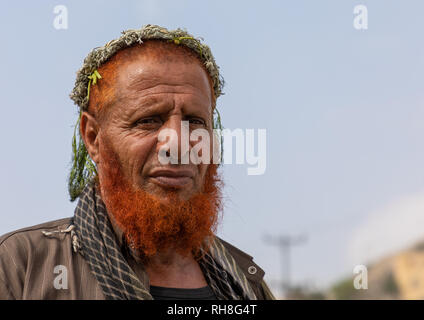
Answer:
[{"xmin": 1, "ymin": 0, "xmax": 424, "ymax": 296}]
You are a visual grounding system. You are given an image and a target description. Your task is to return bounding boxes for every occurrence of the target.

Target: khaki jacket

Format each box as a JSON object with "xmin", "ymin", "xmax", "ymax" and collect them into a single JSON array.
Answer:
[{"xmin": 0, "ymin": 218, "xmax": 273, "ymax": 300}]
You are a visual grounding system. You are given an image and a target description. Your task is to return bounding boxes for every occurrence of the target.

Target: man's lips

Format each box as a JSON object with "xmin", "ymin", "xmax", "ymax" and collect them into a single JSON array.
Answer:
[{"xmin": 149, "ymin": 169, "xmax": 194, "ymax": 188}]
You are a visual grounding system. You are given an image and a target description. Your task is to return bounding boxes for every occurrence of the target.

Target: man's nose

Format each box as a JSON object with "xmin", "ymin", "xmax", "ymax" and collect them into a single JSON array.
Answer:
[{"xmin": 157, "ymin": 116, "xmax": 190, "ymax": 164}]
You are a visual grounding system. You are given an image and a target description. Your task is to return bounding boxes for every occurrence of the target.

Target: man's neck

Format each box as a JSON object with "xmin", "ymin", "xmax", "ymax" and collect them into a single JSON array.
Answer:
[{"xmin": 144, "ymin": 250, "xmax": 208, "ymax": 288}]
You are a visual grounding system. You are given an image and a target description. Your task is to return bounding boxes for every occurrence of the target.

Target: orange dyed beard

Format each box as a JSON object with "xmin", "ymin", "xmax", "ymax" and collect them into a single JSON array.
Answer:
[{"xmin": 97, "ymin": 141, "xmax": 223, "ymax": 261}]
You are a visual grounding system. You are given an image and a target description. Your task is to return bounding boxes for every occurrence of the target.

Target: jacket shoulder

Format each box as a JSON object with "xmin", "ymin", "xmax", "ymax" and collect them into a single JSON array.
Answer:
[
  {"xmin": 0, "ymin": 217, "xmax": 73, "ymax": 247},
  {"xmin": 216, "ymin": 237, "xmax": 265, "ymax": 281},
  {"xmin": 217, "ymin": 237, "xmax": 275, "ymax": 299},
  {"xmin": 0, "ymin": 217, "xmax": 101, "ymax": 300}
]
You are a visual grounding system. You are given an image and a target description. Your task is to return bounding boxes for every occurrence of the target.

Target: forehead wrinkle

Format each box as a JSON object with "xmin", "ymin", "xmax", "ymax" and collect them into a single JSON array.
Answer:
[
  {"xmin": 120, "ymin": 82, "xmax": 211, "ymax": 108},
  {"xmin": 126, "ymin": 75, "xmax": 162, "ymax": 92},
  {"xmin": 118, "ymin": 61, "xmax": 213, "ymax": 105}
]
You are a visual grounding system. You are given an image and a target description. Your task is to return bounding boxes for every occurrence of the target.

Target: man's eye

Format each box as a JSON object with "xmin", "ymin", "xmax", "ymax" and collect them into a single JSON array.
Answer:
[
  {"xmin": 135, "ymin": 117, "xmax": 162, "ymax": 126},
  {"xmin": 188, "ymin": 118, "xmax": 206, "ymax": 125}
]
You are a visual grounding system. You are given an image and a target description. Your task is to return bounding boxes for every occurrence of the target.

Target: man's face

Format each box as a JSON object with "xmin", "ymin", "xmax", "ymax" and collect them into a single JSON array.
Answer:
[
  {"xmin": 81, "ymin": 44, "xmax": 222, "ymax": 257},
  {"xmin": 96, "ymin": 46, "xmax": 213, "ymax": 201}
]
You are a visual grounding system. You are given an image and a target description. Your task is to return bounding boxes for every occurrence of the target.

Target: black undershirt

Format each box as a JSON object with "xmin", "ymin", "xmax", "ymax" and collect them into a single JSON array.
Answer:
[{"xmin": 150, "ymin": 285, "xmax": 217, "ymax": 300}]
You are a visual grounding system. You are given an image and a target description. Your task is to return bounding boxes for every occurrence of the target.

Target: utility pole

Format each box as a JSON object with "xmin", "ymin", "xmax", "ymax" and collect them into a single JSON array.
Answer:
[{"xmin": 263, "ymin": 234, "xmax": 307, "ymax": 297}]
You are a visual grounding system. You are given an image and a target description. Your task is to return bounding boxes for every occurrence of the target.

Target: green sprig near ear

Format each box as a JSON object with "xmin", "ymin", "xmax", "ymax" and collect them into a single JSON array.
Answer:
[
  {"xmin": 68, "ymin": 109, "xmax": 98, "ymax": 201},
  {"xmin": 87, "ymin": 70, "xmax": 102, "ymax": 100},
  {"xmin": 68, "ymin": 70, "xmax": 102, "ymax": 201}
]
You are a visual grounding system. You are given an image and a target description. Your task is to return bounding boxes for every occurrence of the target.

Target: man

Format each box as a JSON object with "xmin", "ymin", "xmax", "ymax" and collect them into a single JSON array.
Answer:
[{"xmin": 0, "ymin": 25, "xmax": 274, "ymax": 300}]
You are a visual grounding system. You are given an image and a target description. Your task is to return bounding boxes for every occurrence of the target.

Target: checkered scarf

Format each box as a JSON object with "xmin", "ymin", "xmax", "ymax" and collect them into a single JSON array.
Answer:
[{"xmin": 72, "ymin": 182, "xmax": 257, "ymax": 300}]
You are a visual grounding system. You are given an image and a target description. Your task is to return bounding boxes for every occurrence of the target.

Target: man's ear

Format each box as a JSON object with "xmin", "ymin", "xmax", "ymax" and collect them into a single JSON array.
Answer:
[{"xmin": 80, "ymin": 111, "xmax": 101, "ymax": 164}]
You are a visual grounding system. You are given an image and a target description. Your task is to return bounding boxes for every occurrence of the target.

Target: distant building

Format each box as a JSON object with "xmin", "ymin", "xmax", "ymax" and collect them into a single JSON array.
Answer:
[
  {"xmin": 393, "ymin": 249, "xmax": 424, "ymax": 299},
  {"xmin": 299, "ymin": 240, "xmax": 424, "ymax": 299},
  {"xmin": 328, "ymin": 242, "xmax": 424, "ymax": 299}
]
